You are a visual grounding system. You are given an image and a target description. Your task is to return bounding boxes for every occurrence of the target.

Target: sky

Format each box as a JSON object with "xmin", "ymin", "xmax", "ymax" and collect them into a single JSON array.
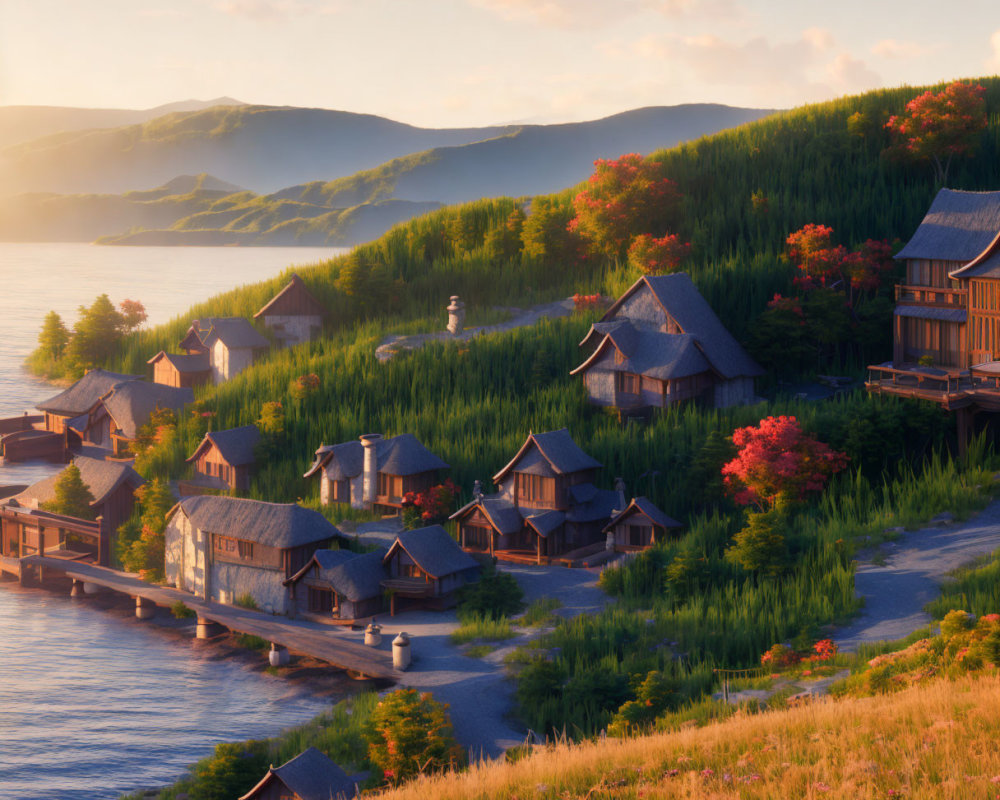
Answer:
[{"xmin": 2, "ymin": 0, "xmax": 1000, "ymax": 127}]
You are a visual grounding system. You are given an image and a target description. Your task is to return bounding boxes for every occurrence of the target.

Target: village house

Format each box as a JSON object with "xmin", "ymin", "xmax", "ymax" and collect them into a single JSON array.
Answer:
[
  {"xmin": 1, "ymin": 457, "xmax": 143, "ymax": 566},
  {"xmin": 178, "ymin": 316, "xmax": 270, "ymax": 384},
  {"xmin": 866, "ymin": 189, "xmax": 1000, "ymax": 445},
  {"xmin": 450, "ymin": 428, "xmax": 621, "ymax": 564},
  {"xmin": 253, "ymin": 272, "xmax": 326, "ymax": 347},
  {"xmin": 382, "ymin": 525, "xmax": 482, "ymax": 614},
  {"xmin": 284, "ymin": 548, "xmax": 388, "ymax": 621},
  {"xmin": 239, "ymin": 747, "xmax": 357, "ymax": 800},
  {"xmin": 303, "ymin": 433, "xmax": 449, "ymax": 512},
  {"xmin": 35, "ymin": 368, "xmax": 139, "ymax": 437},
  {"xmin": 147, "ymin": 350, "xmax": 211, "ymax": 389},
  {"xmin": 182, "ymin": 424, "xmax": 260, "ymax": 494},
  {"xmin": 602, "ymin": 496, "xmax": 681, "ymax": 552},
  {"xmin": 83, "ymin": 381, "xmax": 193, "ymax": 457},
  {"xmin": 571, "ymin": 273, "xmax": 763, "ymax": 411},
  {"xmin": 164, "ymin": 496, "xmax": 340, "ymax": 614}
]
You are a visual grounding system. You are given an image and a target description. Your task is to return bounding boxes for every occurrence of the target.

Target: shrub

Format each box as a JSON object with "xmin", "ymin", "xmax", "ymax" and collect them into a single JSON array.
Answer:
[
  {"xmin": 760, "ymin": 643, "xmax": 800, "ymax": 670},
  {"xmin": 171, "ymin": 601, "xmax": 196, "ymax": 619},
  {"xmin": 235, "ymin": 593, "xmax": 259, "ymax": 610},
  {"xmin": 449, "ymin": 614, "xmax": 514, "ymax": 644},
  {"xmin": 455, "ymin": 565, "xmax": 524, "ymax": 621},
  {"xmin": 367, "ymin": 689, "xmax": 464, "ymax": 785}
]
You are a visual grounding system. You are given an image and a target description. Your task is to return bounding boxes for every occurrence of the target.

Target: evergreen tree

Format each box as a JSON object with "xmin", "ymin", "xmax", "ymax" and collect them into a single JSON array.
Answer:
[
  {"xmin": 66, "ymin": 294, "xmax": 125, "ymax": 369},
  {"xmin": 725, "ymin": 505, "xmax": 788, "ymax": 576},
  {"xmin": 38, "ymin": 311, "xmax": 69, "ymax": 359},
  {"xmin": 137, "ymin": 477, "xmax": 176, "ymax": 534},
  {"xmin": 43, "ymin": 464, "xmax": 95, "ymax": 519}
]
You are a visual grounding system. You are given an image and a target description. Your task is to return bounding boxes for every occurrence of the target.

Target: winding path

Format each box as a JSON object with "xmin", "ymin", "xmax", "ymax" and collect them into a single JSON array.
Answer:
[{"xmin": 835, "ymin": 502, "xmax": 1000, "ymax": 650}]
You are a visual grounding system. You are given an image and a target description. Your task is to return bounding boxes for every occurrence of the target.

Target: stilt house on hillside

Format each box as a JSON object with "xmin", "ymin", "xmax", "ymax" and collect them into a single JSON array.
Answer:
[
  {"xmin": 178, "ymin": 317, "xmax": 269, "ymax": 384},
  {"xmin": 147, "ymin": 350, "xmax": 211, "ymax": 389},
  {"xmin": 183, "ymin": 424, "xmax": 260, "ymax": 494},
  {"xmin": 239, "ymin": 747, "xmax": 357, "ymax": 800},
  {"xmin": 83, "ymin": 381, "xmax": 193, "ymax": 457},
  {"xmin": 254, "ymin": 273, "xmax": 326, "ymax": 347},
  {"xmin": 450, "ymin": 429, "xmax": 621, "ymax": 564},
  {"xmin": 867, "ymin": 189, "xmax": 1000, "ymax": 446},
  {"xmin": 303, "ymin": 433, "xmax": 449, "ymax": 512},
  {"xmin": 1, "ymin": 457, "xmax": 144, "ymax": 566},
  {"xmin": 165, "ymin": 496, "xmax": 341, "ymax": 614},
  {"xmin": 571, "ymin": 273, "xmax": 762, "ymax": 411}
]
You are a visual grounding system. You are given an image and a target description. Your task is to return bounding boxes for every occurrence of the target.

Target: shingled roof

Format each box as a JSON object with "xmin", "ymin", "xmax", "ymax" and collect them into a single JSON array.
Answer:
[
  {"xmin": 36, "ymin": 369, "xmax": 139, "ymax": 416},
  {"xmin": 15, "ymin": 456, "xmax": 144, "ymax": 509},
  {"xmin": 570, "ymin": 321, "xmax": 714, "ymax": 381},
  {"xmin": 493, "ymin": 428, "xmax": 602, "ymax": 483},
  {"xmin": 303, "ymin": 434, "xmax": 448, "ymax": 480},
  {"xmin": 450, "ymin": 495, "xmax": 524, "ymax": 534},
  {"xmin": 386, "ymin": 525, "xmax": 479, "ymax": 579},
  {"xmin": 296, "ymin": 548, "xmax": 388, "ymax": 602},
  {"xmin": 896, "ymin": 189, "xmax": 1000, "ymax": 263},
  {"xmin": 187, "ymin": 424, "xmax": 260, "ymax": 467},
  {"xmin": 146, "ymin": 351, "xmax": 211, "ymax": 374},
  {"xmin": 238, "ymin": 747, "xmax": 356, "ymax": 800},
  {"xmin": 174, "ymin": 496, "xmax": 340, "ymax": 548},
  {"xmin": 254, "ymin": 273, "xmax": 327, "ymax": 319},
  {"xmin": 603, "ymin": 496, "xmax": 682, "ymax": 533},
  {"xmin": 98, "ymin": 381, "xmax": 194, "ymax": 439},
  {"xmin": 601, "ymin": 273, "xmax": 763, "ymax": 380},
  {"xmin": 201, "ymin": 317, "xmax": 270, "ymax": 350}
]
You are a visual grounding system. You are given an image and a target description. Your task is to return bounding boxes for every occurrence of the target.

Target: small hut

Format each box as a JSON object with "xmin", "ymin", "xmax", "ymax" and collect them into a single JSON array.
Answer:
[
  {"xmin": 239, "ymin": 747, "xmax": 356, "ymax": 800},
  {"xmin": 183, "ymin": 424, "xmax": 260, "ymax": 493},
  {"xmin": 254, "ymin": 273, "xmax": 326, "ymax": 347},
  {"xmin": 381, "ymin": 525, "xmax": 481, "ymax": 614},
  {"xmin": 284, "ymin": 548, "xmax": 387, "ymax": 620},
  {"xmin": 602, "ymin": 497, "xmax": 682, "ymax": 552},
  {"xmin": 147, "ymin": 351, "xmax": 211, "ymax": 389},
  {"xmin": 178, "ymin": 317, "xmax": 269, "ymax": 383}
]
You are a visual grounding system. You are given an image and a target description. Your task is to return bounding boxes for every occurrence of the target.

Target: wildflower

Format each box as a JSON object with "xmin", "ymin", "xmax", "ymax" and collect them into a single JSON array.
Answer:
[
  {"xmin": 663, "ymin": 769, "xmax": 680, "ymax": 778},
  {"xmin": 700, "ymin": 768, "xmax": 715, "ymax": 779},
  {"xmin": 814, "ymin": 782, "xmax": 831, "ymax": 792}
]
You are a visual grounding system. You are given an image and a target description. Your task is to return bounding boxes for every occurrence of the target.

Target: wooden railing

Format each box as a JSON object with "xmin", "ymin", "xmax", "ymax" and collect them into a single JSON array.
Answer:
[{"xmin": 895, "ymin": 284, "xmax": 967, "ymax": 307}]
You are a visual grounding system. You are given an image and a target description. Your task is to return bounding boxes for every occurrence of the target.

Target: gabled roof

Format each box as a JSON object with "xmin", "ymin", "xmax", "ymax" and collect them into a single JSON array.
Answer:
[
  {"xmin": 288, "ymin": 548, "xmax": 388, "ymax": 602},
  {"xmin": 146, "ymin": 350, "xmax": 211, "ymax": 373},
  {"xmin": 570, "ymin": 322, "xmax": 715, "ymax": 381},
  {"xmin": 565, "ymin": 487, "xmax": 620, "ymax": 524},
  {"xmin": 179, "ymin": 326, "xmax": 209, "ymax": 353},
  {"xmin": 96, "ymin": 381, "xmax": 194, "ymax": 439},
  {"xmin": 896, "ymin": 189, "xmax": 1000, "ymax": 263},
  {"xmin": 174, "ymin": 496, "xmax": 340, "ymax": 549},
  {"xmin": 36, "ymin": 369, "xmax": 140, "ymax": 416},
  {"xmin": 254, "ymin": 273, "xmax": 327, "ymax": 319},
  {"xmin": 187, "ymin": 424, "xmax": 260, "ymax": 467},
  {"xmin": 493, "ymin": 428, "xmax": 602, "ymax": 484},
  {"xmin": 303, "ymin": 434, "xmax": 448, "ymax": 480},
  {"xmin": 524, "ymin": 509, "xmax": 565, "ymax": 537},
  {"xmin": 385, "ymin": 525, "xmax": 479, "ymax": 579},
  {"xmin": 603, "ymin": 496, "xmax": 682, "ymax": 533},
  {"xmin": 599, "ymin": 273, "xmax": 763, "ymax": 380},
  {"xmin": 238, "ymin": 747, "xmax": 356, "ymax": 800},
  {"xmin": 449, "ymin": 495, "xmax": 524, "ymax": 535},
  {"xmin": 201, "ymin": 317, "xmax": 270, "ymax": 350},
  {"xmin": 15, "ymin": 456, "xmax": 143, "ymax": 510}
]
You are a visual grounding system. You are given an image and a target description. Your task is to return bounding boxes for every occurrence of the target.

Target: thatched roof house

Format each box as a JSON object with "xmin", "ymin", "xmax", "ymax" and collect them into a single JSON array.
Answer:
[
  {"xmin": 239, "ymin": 747, "xmax": 356, "ymax": 800},
  {"xmin": 84, "ymin": 381, "xmax": 193, "ymax": 456},
  {"xmin": 184, "ymin": 424, "xmax": 260, "ymax": 493},
  {"xmin": 36, "ymin": 369, "xmax": 139, "ymax": 434}
]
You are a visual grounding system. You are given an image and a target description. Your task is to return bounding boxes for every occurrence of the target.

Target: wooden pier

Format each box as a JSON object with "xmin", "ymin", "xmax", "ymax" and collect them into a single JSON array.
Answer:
[{"xmin": 8, "ymin": 556, "xmax": 397, "ymax": 681}]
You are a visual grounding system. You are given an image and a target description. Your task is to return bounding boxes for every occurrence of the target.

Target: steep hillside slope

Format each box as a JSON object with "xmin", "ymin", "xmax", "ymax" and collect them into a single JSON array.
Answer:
[{"xmin": 0, "ymin": 97, "xmax": 243, "ymax": 150}]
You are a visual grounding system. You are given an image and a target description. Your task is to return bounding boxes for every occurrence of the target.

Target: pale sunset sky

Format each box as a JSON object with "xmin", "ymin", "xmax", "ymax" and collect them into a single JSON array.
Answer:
[{"xmin": 2, "ymin": 0, "xmax": 999, "ymax": 126}]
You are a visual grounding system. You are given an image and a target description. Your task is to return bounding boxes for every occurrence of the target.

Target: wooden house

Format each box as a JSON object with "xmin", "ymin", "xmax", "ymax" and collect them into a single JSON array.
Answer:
[
  {"xmin": 0, "ymin": 457, "xmax": 142, "ymax": 566},
  {"xmin": 450, "ymin": 429, "xmax": 620, "ymax": 564},
  {"xmin": 381, "ymin": 525, "xmax": 481, "ymax": 614},
  {"xmin": 178, "ymin": 317, "xmax": 269, "ymax": 384},
  {"xmin": 35, "ymin": 368, "xmax": 138, "ymax": 436},
  {"xmin": 147, "ymin": 351, "xmax": 211, "ymax": 388},
  {"xmin": 164, "ymin": 496, "xmax": 340, "ymax": 614},
  {"xmin": 303, "ymin": 433, "xmax": 449, "ymax": 511},
  {"xmin": 571, "ymin": 273, "xmax": 762, "ymax": 411},
  {"xmin": 183, "ymin": 424, "xmax": 260, "ymax": 493},
  {"xmin": 284, "ymin": 548, "xmax": 388, "ymax": 621},
  {"xmin": 254, "ymin": 273, "xmax": 326, "ymax": 347},
  {"xmin": 83, "ymin": 381, "xmax": 193, "ymax": 457},
  {"xmin": 866, "ymin": 189, "xmax": 1000, "ymax": 444},
  {"xmin": 239, "ymin": 747, "xmax": 356, "ymax": 800},
  {"xmin": 602, "ymin": 496, "xmax": 681, "ymax": 552}
]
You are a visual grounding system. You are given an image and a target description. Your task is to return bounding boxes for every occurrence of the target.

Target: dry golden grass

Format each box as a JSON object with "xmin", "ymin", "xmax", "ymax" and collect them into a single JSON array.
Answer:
[{"xmin": 372, "ymin": 675, "xmax": 1000, "ymax": 800}]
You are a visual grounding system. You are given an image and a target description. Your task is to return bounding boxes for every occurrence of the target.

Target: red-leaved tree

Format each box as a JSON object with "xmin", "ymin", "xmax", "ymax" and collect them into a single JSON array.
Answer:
[
  {"xmin": 568, "ymin": 153, "xmax": 683, "ymax": 259},
  {"xmin": 627, "ymin": 233, "xmax": 690, "ymax": 275},
  {"xmin": 785, "ymin": 224, "xmax": 894, "ymax": 305},
  {"xmin": 885, "ymin": 80, "xmax": 987, "ymax": 185},
  {"xmin": 722, "ymin": 415, "xmax": 848, "ymax": 510}
]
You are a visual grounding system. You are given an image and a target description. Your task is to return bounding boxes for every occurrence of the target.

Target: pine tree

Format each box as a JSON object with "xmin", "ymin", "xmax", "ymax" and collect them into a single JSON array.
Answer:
[
  {"xmin": 43, "ymin": 464, "xmax": 96, "ymax": 519},
  {"xmin": 137, "ymin": 477, "xmax": 176, "ymax": 534},
  {"xmin": 66, "ymin": 294, "xmax": 125, "ymax": 368},
  {"xmin": 38, "ymin": 311, "xmax": 69, "ymax": 359}
]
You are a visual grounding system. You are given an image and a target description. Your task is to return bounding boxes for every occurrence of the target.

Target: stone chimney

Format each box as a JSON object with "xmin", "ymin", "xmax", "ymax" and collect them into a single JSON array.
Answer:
[
  {"xmin": 359, "ymin": 434, "xmax": 383, "ymax": 508},
  {"xmin": 446, "ymin": 296, "xmax": 465, "ymax": 335},
  {"xmin": 614, "ymin": 477, "xmax": 627, "ymax": 513}
]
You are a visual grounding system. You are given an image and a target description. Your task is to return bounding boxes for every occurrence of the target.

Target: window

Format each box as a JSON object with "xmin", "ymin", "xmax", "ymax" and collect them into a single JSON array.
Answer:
[
  {"xmin": 238, "ymin": 541, "xmax": 254, "ymax": 560},
  {"xmin": 378, "ymin": 473, "xmax": 403, "ymax": 500},
  {"xmin": 308, "ymin": 587, "xmax": 333, "ymax": 614},
  {"xmin": 332, "ymin": 479, "xmax": 350, "ymax": 502},
  {"xmin": 214, "ymin": 535, "xmax": 254, "ymax": 562},
  {"xmin": 464, "ymin": 525, "xmax": 492, "ymax": 550},
  {"xmin": 627, "ymin": 524, "xmax": 649, "ymax": 547},
  {"xmin": 516, "ymin": 473, "xmax": 554, "ymax": 505},
  {"xmin": 616, "ymin": 371, "xmax": 640, "ymax": 394}
]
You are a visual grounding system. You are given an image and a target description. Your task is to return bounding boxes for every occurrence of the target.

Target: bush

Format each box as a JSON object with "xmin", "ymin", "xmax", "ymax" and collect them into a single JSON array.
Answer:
[
  {"xmin": 171, "ymin": 601, "xmax": 196, "ymax": 619},
  {"xmin": 455, "ymin": 565, "xmax": 524, "ymax": 621},
  {"xmin": 367, "ymin": 689, "xmax": 464, "ymax": 785},
  {"xmin": 449, "ymin": 614, "xmax": 514, "ymax": 644},
  {"xmin": 235, "ymin": 593, "xmax": 259, "ymax": 610}
]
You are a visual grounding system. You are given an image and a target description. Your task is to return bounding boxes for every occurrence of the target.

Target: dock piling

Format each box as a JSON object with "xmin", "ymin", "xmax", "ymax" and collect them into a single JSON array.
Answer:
[
  {"xmin": 135, "ymin": 596, "xmax": 155, "ymax": 620},
  {"xmin": 70, "ymin": 579, "xmax": 84, "ymax": 598},
  {"xmin": 268, "ymin": 643, "xmax": 290, "ymax": 667}
]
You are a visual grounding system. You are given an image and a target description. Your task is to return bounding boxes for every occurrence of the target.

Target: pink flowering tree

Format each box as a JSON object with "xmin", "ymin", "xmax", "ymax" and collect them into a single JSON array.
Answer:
[{"xmin": 885, "ymin": 80, "xmax": 987, "ymax": 185}]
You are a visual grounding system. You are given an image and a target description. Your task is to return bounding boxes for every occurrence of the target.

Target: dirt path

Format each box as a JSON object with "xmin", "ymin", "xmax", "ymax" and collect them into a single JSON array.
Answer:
[
  {"xmin": 375, "ymin": 299, "xmax": 575, "ymax": 361},
  {"xmin": 835, "ymin": 503, "xmax": 1000, "ymax": 651}
]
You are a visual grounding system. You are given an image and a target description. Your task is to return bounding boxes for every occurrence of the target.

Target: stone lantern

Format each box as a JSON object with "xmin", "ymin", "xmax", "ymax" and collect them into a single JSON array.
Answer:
[{"xmin": 446, "ymin": 296, "xmax": 465, "ymax": 335}]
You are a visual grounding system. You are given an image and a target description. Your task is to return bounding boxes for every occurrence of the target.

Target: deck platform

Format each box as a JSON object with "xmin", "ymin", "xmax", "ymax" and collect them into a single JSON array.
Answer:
[{"xmin": 20, "ymin": 557, "xmax": 397, "ymax": 680}]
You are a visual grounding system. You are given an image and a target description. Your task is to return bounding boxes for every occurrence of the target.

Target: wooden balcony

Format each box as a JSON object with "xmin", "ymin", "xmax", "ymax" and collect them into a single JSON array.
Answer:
[
  {"xmin": 895, "ymin": 284, "xmax": 967, "ymax": 308},
  {"xmin": 866, "ymin": 363, "xmax": 1000, "ymax": 412}
]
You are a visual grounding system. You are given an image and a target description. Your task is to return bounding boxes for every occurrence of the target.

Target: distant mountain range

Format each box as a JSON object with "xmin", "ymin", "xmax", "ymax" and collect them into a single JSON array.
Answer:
[{"xmin": 0, "ymin": 100, "xmax": 775, "ymax": 246}]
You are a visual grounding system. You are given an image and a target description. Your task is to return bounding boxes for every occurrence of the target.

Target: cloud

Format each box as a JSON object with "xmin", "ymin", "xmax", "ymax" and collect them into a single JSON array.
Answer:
[
  {"xmin": 468, "ymin": 0, "xmax": 740, "ymax": 28},
  {"xmin": 214, "ymin": 0, "xmax": 341, "ymax": 21},
  {"xmin": 871, "ymin": 38, "xmax": 936, "ymax": 59}
]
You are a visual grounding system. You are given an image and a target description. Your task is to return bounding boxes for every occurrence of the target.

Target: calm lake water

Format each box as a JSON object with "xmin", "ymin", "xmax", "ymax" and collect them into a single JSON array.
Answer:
[{"xmin": 0, "ymin": 243, "xmax": 349, "ymax": 799}]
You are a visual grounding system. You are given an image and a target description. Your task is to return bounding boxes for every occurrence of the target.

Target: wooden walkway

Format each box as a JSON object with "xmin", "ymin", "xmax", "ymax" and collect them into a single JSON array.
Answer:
[{"xmin": 19, "ymin": 557, "xmax": 397, "ymax": 681}]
